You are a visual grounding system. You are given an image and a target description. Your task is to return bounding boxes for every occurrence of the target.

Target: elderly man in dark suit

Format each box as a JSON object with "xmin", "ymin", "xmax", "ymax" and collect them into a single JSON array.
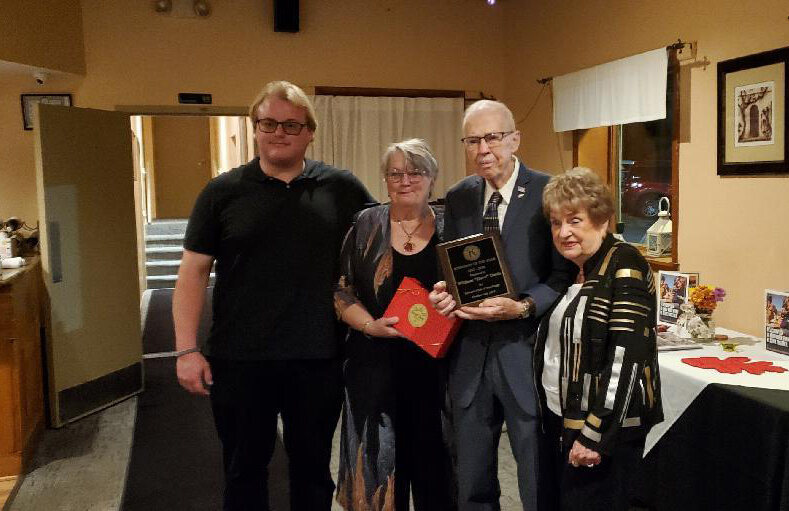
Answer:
[{"xmin": 430, "ymin": 100, "xmax": 574, "ymax": 510}]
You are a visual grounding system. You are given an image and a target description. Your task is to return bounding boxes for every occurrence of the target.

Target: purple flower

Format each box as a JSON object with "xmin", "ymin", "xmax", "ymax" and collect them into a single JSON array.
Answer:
[{"xmin": 713, "ymin": 287, "xmax": 726, "ymax": 302}]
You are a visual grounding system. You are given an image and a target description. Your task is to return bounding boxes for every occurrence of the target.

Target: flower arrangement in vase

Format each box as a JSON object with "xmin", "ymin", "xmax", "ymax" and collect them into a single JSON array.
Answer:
[
  {"xmin": 685, "ymin": 286, "xmax": 726, "ymax": 339},
  {"xmin": 689, "ymin": 286, "xmax": 726, "ymax": 314}
]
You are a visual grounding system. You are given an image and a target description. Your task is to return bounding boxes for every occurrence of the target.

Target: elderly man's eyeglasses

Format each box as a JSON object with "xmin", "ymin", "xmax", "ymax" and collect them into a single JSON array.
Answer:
[
  {"xmin": 460, "ymin": 131, "xmax": 514, "ymax": 148},
  {"xmin": 385, "ymin": 169, "xmax": 428, "ymax": 183},
  {"xmin": 255, "ymin": 118, "xmax": 308, "ymax": 135}
]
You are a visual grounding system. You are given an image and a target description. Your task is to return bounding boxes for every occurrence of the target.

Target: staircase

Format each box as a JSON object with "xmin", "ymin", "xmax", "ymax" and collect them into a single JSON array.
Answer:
[{"xmin": 144, "ymin": 220, "xmax": 215, "ymax": 289}]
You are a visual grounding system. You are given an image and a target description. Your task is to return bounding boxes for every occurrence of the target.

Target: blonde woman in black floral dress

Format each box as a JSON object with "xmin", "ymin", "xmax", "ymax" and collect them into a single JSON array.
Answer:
[{"xmin": 334, "ymin": 139, "xmax": 455, "ymax": 511}]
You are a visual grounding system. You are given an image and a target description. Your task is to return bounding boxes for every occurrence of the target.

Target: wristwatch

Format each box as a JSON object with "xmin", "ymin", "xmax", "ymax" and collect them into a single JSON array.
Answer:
[{"xmin": 517, "ymin": 298, "xmax": 534, "ymax": 319}]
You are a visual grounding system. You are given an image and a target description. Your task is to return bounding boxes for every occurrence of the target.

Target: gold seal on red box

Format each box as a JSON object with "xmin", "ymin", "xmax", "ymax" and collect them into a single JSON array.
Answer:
[
  {"xmin": 383, "ymin": 277, "xmax": 463, "ymax": 358},
  {"xmin": 408, "ymin": 304, "xmax": 429, "ymax": 327}
]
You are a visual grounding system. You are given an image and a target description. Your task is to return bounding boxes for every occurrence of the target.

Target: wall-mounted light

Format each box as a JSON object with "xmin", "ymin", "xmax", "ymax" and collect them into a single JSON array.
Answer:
[
  {"xmin": 193, "ymin": 0, "xmax": 210, "ymax": 16},
  {"xmin": 153, "ymin": 0, "xmax": 211, "ymax": 18},
  {"xmin": 154, "ymin": 0, "xmax": 172, "ymax": 13}
]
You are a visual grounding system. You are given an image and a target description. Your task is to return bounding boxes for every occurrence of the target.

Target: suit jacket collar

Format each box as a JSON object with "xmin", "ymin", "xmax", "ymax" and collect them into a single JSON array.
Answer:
[
  {"xmin": 500, "ymin": 161, "xmax": 533, "ymax": 241},
  {"xmin": 469, "ymin": 175, "xmax": 485, "ymax": 234}
]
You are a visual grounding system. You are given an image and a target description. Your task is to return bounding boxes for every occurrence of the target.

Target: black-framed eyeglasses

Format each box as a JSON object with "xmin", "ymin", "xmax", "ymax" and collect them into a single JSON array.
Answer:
[
  {"xmin": 385, "ymin": 169, "xmax": 429, "ymax": 183},
  {"xmin": 460, "ymin": 131, "xmax": 513, "ymax": 147},
  {"xmin": 255, "ymin": 118, "xmax": 308, "ymax": 135}
]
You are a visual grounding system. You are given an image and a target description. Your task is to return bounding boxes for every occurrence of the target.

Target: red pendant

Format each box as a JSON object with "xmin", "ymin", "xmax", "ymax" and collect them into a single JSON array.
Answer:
[{"xmin": 403, "ymin": 241, "xmax": 414, "ymax": 252}]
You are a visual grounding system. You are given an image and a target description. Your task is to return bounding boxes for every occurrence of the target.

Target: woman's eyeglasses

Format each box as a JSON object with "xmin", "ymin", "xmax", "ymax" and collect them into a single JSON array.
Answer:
[{"xmin": 385, "ymin": 169, "xmax": 428, "ymax": 183}]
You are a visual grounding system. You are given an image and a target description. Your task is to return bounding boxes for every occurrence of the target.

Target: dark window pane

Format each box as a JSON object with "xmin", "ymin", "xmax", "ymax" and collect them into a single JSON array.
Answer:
[{"xmin": 618, "ymin": 74, "xmax": 674, "ymax": 244}]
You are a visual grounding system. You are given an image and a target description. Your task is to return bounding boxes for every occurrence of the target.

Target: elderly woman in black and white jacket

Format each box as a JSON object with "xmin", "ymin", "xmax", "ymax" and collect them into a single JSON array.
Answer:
[{"xmin": 534, "ymin": 167, "xmax": 663, "ymax": 511}]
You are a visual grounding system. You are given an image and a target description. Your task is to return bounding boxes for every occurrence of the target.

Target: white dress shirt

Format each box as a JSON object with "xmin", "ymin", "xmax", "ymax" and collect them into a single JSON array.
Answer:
[{"xmin": 482, "ymin": 156, "xmax": 520, "ymax": 231}]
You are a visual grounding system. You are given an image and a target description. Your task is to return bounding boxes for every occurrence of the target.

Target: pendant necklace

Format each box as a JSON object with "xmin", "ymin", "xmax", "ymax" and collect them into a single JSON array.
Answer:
[{"xmin": 397, "ymin": 216, "xmax": 424, "ymax": 252}]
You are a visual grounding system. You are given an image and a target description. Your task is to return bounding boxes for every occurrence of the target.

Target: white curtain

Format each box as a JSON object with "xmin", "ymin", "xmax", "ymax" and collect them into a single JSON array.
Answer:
[
  {"xmin": 306, "ymin": 96, "xmax": 465, "ymax": 202},
  {"xmin": 552, "ymin": 48, "xmax": 668, "ymax": 132}
]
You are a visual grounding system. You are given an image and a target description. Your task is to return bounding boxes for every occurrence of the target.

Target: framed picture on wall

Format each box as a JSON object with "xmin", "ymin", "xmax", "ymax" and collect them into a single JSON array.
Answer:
[
  {"xmin": 717, "ymin": 46, "xmax": 788, "ymax": 175},
  {"xmin": 20, "ymin": 93, "xmax": 72, "ymax": 130}
]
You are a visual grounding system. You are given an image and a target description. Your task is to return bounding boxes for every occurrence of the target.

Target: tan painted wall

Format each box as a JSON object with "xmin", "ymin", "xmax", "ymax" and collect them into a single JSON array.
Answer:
[
  {"xmin": 3, "ymin": 0, "xmax": 787, "ymax": 337},
  {"xmin": 502, "ymin": 0, "xmax": 789, "ymax": 336},
  {"xmin": 151, "ymin": 116, "xmax": 212, "ymax": 219},
  {"xmin": 0, "ymin": 75, "xmax": 42, "ymax": 224},
  {"xmin": 0, "ymin": 0, "xmax": 86, "ymax": 74},
  {"xmin": 0, "ymin": 73, "xmax": 84, "ymax": 224},
  {"xmin": 0, "ymin": 0, "xmax": 506, "ymax": 226}
]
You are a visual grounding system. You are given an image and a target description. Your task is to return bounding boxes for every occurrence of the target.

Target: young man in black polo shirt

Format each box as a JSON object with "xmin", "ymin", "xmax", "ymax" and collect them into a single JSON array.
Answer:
[{"xmin": 173, "ymin": 81, "xmax": 374, "ymax": 511}]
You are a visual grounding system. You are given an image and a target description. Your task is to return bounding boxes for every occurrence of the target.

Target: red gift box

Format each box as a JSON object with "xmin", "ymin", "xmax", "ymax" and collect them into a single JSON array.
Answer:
[{"xmin": 383, "ymin": 277, "xmax": 463, "ymax": 358}]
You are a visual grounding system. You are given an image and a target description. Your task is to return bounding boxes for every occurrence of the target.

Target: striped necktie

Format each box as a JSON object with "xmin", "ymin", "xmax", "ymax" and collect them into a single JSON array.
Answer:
[{"xmin": 483, "ymin": 191, "xmax": 503, "ymax": 234}]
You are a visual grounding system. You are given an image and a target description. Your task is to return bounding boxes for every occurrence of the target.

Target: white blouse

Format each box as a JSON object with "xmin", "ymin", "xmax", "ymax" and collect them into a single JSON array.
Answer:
[{"xmin": 542, "ymin": 283, "xmax": 583, "ymax": 416}]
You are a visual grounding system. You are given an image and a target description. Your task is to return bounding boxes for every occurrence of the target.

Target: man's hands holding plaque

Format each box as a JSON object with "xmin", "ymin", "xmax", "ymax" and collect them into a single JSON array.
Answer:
[{"xmin": 429, "ymin": 281, "xmax": 524, "ymax": 322}]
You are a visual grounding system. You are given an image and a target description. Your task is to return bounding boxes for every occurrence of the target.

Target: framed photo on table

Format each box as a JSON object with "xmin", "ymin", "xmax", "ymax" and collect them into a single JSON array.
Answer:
[
  {"xmin": 717, "ymin": 46, "xmax": 788, "ymax": 175},
  {"xmin": 20, "ymin": 94, "xmax": 72, "ymax": 130}
]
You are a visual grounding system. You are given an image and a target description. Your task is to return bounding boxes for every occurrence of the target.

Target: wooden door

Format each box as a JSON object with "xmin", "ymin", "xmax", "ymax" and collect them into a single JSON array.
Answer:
[
  {"xmin": 34, "ymin": 104, "xmax": 142, "ymax": 427},
  {"xmin": 151, "ymin": 115, "xmax": 212, "ymax": 219}
]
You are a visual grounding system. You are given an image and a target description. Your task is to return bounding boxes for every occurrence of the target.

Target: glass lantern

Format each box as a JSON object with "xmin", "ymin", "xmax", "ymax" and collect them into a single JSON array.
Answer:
[{"xmin": 646, "ymin": 197, "xmax": 672, "ymax": 257}]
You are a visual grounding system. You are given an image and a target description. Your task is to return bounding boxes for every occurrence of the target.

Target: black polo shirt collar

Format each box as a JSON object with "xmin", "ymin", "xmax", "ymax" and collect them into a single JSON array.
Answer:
[{"xmin": 243, "ymin": 157, "xmax": 323, "ymax": 184}]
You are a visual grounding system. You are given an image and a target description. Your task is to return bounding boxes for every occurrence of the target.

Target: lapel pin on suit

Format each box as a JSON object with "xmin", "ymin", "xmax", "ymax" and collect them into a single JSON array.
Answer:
[{"xmin": 517, "ymin": 185, "xmax": 526, "ymax": 199}]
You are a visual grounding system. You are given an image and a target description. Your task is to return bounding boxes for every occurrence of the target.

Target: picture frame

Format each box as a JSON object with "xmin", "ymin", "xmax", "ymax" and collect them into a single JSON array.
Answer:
[
  {"xmin": 717, "ymin": 46, "xmax": 788, "ymax": 175},
  {"xmin": 20, "ymin": 93, "xmax": 72, "ymax": 130}
]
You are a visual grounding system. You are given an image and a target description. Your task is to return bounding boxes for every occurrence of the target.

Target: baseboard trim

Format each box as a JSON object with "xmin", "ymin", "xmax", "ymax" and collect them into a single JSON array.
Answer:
[{"xmin": 56, "ymin": 362, "xmax": 142, "ymax": 426}]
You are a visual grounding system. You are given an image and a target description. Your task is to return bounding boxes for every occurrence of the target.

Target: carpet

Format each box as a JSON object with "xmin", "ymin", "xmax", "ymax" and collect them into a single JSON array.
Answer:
[
  {"xmin": 120, "ymin": 357, "xmax": 224, "ymax": 510},
  {"xmin": 6, "ymin": 398, "xmax": 136, "ymax": 511},
  {"xmin": 140, "ymin": 287, "xmax": 213, "ymax": 354},
  {"xmin": 124, "ymin": 286, "xmax": 291, "ymax": 510}
]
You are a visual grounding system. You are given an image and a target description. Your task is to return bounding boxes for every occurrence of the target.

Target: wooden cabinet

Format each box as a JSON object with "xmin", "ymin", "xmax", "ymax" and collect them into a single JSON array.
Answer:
[{"xmin": 0, "ymin": 258, "xmax": 44, "ymax": 477}]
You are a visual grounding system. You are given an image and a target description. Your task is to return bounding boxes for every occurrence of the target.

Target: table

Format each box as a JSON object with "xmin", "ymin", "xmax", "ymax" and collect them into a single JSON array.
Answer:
[{"xmin": 633, "ymin": 329, "xmax": 789, "ymax": 510}]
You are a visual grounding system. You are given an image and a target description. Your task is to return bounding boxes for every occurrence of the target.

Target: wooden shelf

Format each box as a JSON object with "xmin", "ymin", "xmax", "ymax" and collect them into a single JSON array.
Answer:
[
  {"xmin": 0, "ymin": 258, "xmax": 45, "ymax": 477},
  {"xmin": 629, "ymin": 244, "xmax": 679, "ymax": 271}
]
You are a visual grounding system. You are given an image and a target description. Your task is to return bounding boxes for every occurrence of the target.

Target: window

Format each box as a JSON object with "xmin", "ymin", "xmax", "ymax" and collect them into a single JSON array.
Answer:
[{"xmin": 574, "ymin": 52, "xmax": 680, "ymax": 270}]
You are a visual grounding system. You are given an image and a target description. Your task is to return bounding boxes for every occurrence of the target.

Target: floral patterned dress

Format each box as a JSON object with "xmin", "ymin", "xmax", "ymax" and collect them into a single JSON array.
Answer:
[{"xmin": 334, "ymin": 205, "xmax": 455, "ymax": 511}]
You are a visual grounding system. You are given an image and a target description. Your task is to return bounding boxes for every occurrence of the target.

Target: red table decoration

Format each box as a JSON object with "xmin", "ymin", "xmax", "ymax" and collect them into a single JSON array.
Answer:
[
  {"xmin": 383, "ymin": 277, "xmax": 463, "ymax": 358},
  {"xmin": 681, "ymin": 356, "xmax": 788, "ymax": 375}
]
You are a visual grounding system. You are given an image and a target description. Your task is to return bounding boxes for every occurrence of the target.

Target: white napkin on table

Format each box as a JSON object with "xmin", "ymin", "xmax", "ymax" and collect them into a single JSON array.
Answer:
[{"xmin": 1, "ymin": 257, "xmax": 26, "ymax": 268}]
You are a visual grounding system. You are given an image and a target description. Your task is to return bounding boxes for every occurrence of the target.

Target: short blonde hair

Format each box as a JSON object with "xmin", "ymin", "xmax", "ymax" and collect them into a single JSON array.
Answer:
[
  {"xmin": 380, "ymin": 138, "xmax": 439, "ymax": 181},
  {"xmin": 248, "ymin": 80, "xmax": 317, "ymax": 131},
  {"xmin": 463, "ymin": 100, "xmax": 516, "ymax": 132},
  {"xmin": 542, "ymin": 167, "xmax": 614, "ymax": 226}
]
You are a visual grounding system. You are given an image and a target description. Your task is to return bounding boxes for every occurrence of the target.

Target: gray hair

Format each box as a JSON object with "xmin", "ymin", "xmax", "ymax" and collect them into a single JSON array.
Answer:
[
  {"xmin": 380, "ymin": 138, "xmax": 439, "ymax": 181},
  {"xmin": 542, "ymin": 167, "xmax": 614, "ymax": 226},
  {"xmin": 463, "ymin": 100, "xmax": 516, "ymax": 132}
]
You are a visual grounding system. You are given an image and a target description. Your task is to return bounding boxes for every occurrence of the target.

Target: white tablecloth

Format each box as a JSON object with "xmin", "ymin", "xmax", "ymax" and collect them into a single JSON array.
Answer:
[{"xmin": 644, "ymin": 327, "xmax": 789, "ymax": 455}]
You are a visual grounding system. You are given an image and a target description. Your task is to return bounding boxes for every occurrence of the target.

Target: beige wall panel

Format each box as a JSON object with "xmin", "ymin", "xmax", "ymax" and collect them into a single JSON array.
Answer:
[
  {"xmin": 575, "ymin": 127, "xmax": 610, "ymax": 185},
  {"xmin": 502, "ymin": 0, "xmax": 789, "ymax": 336},
  {"xmin": 0, "ymin": 0, "xmax": 85, "ymax": 74},
  {"xmin": 151, "ymin": 116, "xmax": 211, "ymax": 219},
  {"xmin": 34, "ymin": 104, "xmax": 141, "ymax": 401}
]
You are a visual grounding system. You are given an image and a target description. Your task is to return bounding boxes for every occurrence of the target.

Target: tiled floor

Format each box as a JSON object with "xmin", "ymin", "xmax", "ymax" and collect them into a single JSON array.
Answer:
[{"xmin": 0, "ymin": 476, "xmax": 17, "ymax": 509}]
